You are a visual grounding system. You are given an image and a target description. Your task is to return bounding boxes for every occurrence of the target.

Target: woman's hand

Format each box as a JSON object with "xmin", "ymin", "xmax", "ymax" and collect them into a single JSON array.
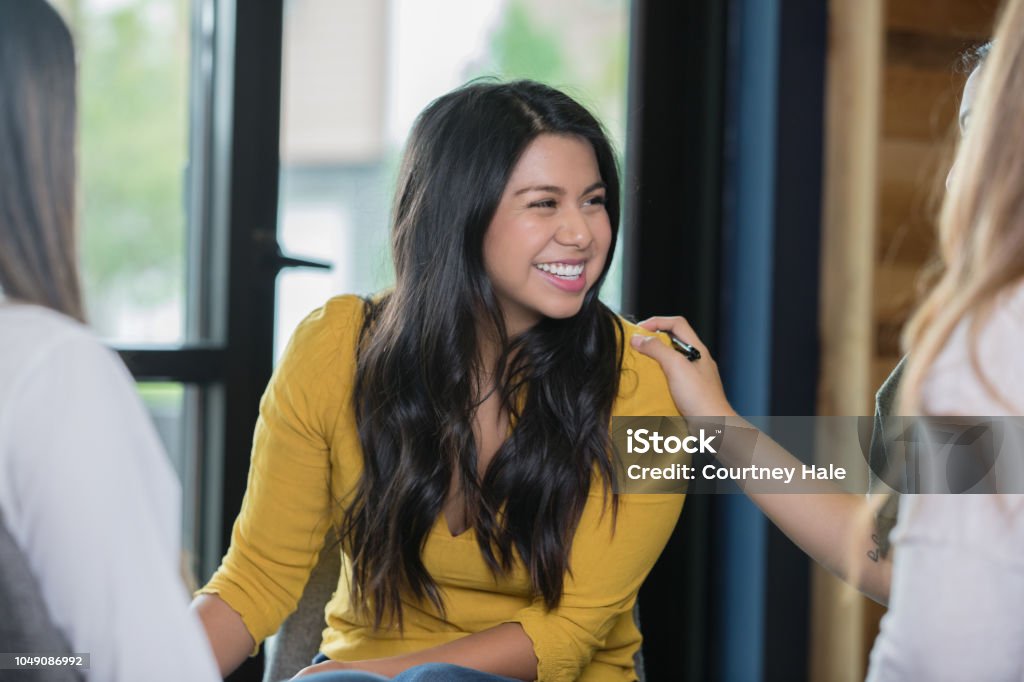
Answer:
[
  {"xmin": 630, "ymin": 316, "xmax": 736, "ymax": 417},
  {"xmin": 291, "ymin": 660, "xmax": 358, "ymax": 679}
]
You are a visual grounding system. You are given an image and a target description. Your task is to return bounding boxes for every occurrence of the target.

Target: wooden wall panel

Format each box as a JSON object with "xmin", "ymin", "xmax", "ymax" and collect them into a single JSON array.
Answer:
[
  {"xmin": 874, "ymin": 261, "xmax": 919, "ymax": 317},
  {"xmin": 882, "ymin": 64, "xmax": 962, "ymax": 139},
  {"xmin": 873, "ymin": 0, "xmax": 995, "ymax": 385},
  {"xmin": 887, "ymin": 29, "xmax": 986, "ymax": 68},
  {"xmin": 814, "ymin": 0, "xmax": 884, "ymax": 679},
  {"xmin": 877, "ymin": 138, "xmax": 944, "ymax": 262},
  {"xmin": 887, "ymin": 0, "xmax": 1001, "ymax": 38}
]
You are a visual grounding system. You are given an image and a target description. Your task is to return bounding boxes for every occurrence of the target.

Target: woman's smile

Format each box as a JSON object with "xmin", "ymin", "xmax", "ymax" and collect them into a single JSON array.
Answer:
[{"xmin": 533, "ymin": 260, "xmax": 589, "ymax": 292}]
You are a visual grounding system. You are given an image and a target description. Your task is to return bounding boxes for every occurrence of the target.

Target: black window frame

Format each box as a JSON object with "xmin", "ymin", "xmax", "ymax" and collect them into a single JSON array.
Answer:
[{"xmin": 113, "ymin": 2, "xmax": 287, "ymax": 678}]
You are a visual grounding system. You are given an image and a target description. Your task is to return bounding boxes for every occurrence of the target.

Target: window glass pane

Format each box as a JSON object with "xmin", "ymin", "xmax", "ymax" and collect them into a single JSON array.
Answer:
[
  {"xmin": 277, "ymin": 0, "xmax": 630, "ymax": 357},
  {"xmin": 54, "ymin": 0, "xmax": 192, "ymax": 345},
  {"xmin": 137, "ymin": 381, "xmax": 200, "ymax": 586},
  {"xmin": 138, "ymin": 382, "xmax": 186, "ymax": 478}
]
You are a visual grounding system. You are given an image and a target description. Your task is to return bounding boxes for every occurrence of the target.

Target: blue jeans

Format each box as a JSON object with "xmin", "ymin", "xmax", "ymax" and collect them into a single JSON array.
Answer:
[{"xmin": 295, "ymin": 654, "xmax": 521, "ymax": 682}]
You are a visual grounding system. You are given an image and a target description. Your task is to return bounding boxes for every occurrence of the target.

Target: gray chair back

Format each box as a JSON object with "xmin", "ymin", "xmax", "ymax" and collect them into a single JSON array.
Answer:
[
  {"xmin": 0, "ymin": 510, "xmax": 83, "ymax": 682},
  {"xmin": 263, "ymin": 532, "xmax": 341, "ymax": 682}
]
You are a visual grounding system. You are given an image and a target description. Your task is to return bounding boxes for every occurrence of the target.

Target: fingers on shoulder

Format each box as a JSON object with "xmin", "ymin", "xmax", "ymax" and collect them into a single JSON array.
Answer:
[{"xmin": 636, "ymin": 315, "xmax": 708, "ymax": 355}]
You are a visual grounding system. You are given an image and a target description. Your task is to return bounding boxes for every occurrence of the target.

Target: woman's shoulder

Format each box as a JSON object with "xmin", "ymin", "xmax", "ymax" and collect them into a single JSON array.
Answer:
[
  {"xmin": 616, "ymin": 315, "xmax": 672, "ymax": 374},
  {"xmin": 272, "ymin": 295, "xmax": 371, "ymax": 408},
  {"xmin": 299, "ymin": 293, "xmax": 368, "ymax": 337},
  {"xmin": 923, "ymin": 280, "xmax": 1024, "ymax": 415},
  {"xmin": 612, "ymin": 315, "xmax": 678, "ymax": 417},
  {"xmin": 0, "ymin": 305, "xmax": 166, "ymax": 495},
  {"xmin": 0, "ymin": 304, "xmax": 122, "ymax": 400},
  {"xmin": 282, "ymin": 294, "xmax": 367, "ymax": 358},
  {"xmin": 0, "ymin": 302, "xmax": 93, "ymax": 351}
]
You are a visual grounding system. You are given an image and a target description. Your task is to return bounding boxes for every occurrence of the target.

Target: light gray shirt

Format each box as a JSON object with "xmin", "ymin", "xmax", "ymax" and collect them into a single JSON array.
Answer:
[{"xmin": 0, "ymin": 304, "xmax": 219, "ymax": 682}]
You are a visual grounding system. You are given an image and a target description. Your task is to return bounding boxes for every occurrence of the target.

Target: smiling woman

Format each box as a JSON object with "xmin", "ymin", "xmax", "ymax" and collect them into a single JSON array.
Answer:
[
  {"xmin": 484, "ymin": 134, "xmax": 612, "ymax": 332},
  {"xmin": 192, "ymin": 80, "xmax": 684, "ymax": 682}
]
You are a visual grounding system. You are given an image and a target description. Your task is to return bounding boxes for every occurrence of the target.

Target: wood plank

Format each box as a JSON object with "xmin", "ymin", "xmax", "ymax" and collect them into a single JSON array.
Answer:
[
  {"xmin": 820, "ymin": 0, "xmax": 882, "ymax": 416},
  {"xmin": 886, "ymin": 0, "xmax": 1000, "ymax": 39},
  {"xmin": 878, "ymin": 191, "xmax": 934, "ymax": 239},
  {"xmin": 877, "ymin": 175, "xmax": 937, "ymax": 225},
  {"xmin": 876, "ymin": 317, "xmax": 905, "ymax": 357},
  {"xmin": 878, "ymin": 138, "xmax": 947, "ymax": 209},
  {"xmin": 877, "ymin": 218, "xmax": 937, "ymax": 262},
  {"xmin": 883, "ymin": 63, "xmax": 962, "ymax": 139},
  {"xmin": 886, "ymin": 29, "xmax": 980, "ymax": 71},
  {"xmin": 874, "ymin": 261, "xmax": 922, "ymax": 318},
  {"xmin": 876, "ymin": 137, "xmax": 945, "ymax": 261},
  {"xmin": 814, "ymin": 1, "xmax": 884, "ymax": 676}
]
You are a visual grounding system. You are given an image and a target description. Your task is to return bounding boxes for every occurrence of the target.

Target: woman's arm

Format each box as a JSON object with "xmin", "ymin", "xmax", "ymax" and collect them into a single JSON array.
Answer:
[
  {"xmin": 191, "ymin": 297, "xmax": 362, "ymax": 674},
  {"xmin": 632, "ymin": 316, "xmax": 892, "ymax": 604},
  {"xmin": 711, "ymin": 419, "xmax": 892, "ymax": 603},
  {"xmin": 190, "ymin": 593, "xmax": 256, "ymax": 676},
  {"xmin": 295, "ymin": 493, "xmax": 681, "ymax": 682},
  {"xmin": 292, "ymin": 623, "xmax": 537, "ymax": 680},
  {"xmin": 737, "ymin": 488, "xmax": 891, "ymax": 603}
]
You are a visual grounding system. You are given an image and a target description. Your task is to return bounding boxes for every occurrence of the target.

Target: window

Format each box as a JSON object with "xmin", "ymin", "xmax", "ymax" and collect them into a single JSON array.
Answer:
[
  {"xmin": 53, "ymin": 0, "xmax": 192, "ymax": 345},
  {"xmin": 55, "ymin": 0, "xmax": 237, "ymax": 586},
  {"xmin": 53, "ymin": 0, "xmax": 632, "ymax": 610},
  {"xmin": 276, "ymin": 0, "xmax": 631, "ymax": 355}
]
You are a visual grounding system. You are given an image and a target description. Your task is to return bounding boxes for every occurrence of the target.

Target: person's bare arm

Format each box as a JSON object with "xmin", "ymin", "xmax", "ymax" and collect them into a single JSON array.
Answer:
[
  {"xmin": 190, "ymin": 593, "xmax": 257, "ymax": 677},
  {"xmin": 726, "ymin": 443, "xmax": 893, "ymax": 604},
  {"xmin": 632, "ymin": 316, "xmax": 892, "ymax": 605},
  {"xmin": 292, "ymin": 622, "xmax": 537, "ymax": 680}
]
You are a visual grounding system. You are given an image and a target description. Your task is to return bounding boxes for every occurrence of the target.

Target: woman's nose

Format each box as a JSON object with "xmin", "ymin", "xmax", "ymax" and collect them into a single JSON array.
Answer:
[{"xmin": 555, "ymin": 210, "xmax": 594, "ymax": 248}]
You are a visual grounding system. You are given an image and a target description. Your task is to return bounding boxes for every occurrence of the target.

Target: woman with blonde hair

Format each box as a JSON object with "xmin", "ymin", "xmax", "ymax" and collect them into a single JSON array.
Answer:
[
  {"xmin": 863, "ymin": 0, "xmax": 1024, "ymax": 675},
  {"xmin": 636, "ymin": 0, "xmax": 1024, "ymax": 675}
]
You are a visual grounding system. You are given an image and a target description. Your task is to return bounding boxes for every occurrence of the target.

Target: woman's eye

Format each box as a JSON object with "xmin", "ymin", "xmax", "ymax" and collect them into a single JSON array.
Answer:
[
  {"xmin": 585, "ymin": 195, "xmax": 607, "ymax": 207},
  {"xmin": 529, "ymin": 199, "xmax": 557, "ymax": 209}
]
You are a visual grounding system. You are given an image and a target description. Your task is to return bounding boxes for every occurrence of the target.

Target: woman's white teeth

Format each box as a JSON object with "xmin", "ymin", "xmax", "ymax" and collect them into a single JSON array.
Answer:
[{"xmin": 535, "ymin": 262, "xmax": 584, "ymax": 278}]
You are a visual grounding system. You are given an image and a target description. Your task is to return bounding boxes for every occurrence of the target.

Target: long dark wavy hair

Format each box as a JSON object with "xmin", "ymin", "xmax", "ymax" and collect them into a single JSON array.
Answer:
[
  {"xmin": 342, "ymin": 80, "xmax": 625, "ymax": 629},
  {"xmin": 0, "ymin": 0, "xmax": 83, "ymax": 321}
]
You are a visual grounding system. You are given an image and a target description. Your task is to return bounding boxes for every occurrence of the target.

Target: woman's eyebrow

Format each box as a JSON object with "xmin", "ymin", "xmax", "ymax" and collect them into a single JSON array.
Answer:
[
  {"xmin": 514, "ymin": 184, "xmax": 565, "ymax": 196},
  {"xmin": 512, "ymin": 181, "xmax": 606, "ymax": 197}
]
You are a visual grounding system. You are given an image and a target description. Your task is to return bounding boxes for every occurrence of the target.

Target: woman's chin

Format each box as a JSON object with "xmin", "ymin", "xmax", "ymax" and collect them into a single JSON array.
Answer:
[{"xmin": 540, "ymin": 301, "xmax": 588, "ymax": 321}]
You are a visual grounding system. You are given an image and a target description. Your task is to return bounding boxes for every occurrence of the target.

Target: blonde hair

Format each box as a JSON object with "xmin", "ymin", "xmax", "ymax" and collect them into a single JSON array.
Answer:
[{"xmin": 900, "ymin": 0, "xmax": 1024, "ymax": 413}]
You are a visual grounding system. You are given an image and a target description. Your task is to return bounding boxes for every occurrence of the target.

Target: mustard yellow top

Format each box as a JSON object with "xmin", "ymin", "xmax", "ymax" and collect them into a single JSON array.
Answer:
[{"xmin": 199, "ymin": 295, "xmax": 684, "ymax": 682}]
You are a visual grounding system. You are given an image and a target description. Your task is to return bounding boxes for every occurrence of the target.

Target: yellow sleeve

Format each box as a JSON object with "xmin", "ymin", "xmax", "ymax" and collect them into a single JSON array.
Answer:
[
  {"xmin": 196, "ymin": 295, "xmax": 364, "ymax": 648},
  {"xmin": 509, "ymin": 493, "xmax": 682, "ymax": 681},
  {"xmin": 508, "ymin": 320, "xmax": 684, "ymax": 681}
]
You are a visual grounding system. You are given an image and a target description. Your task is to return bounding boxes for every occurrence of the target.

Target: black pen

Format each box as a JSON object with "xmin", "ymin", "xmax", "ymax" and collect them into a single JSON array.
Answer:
[{"xmin": 667, "ymin": 334, "xmax": 701, "ymax": 362}]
